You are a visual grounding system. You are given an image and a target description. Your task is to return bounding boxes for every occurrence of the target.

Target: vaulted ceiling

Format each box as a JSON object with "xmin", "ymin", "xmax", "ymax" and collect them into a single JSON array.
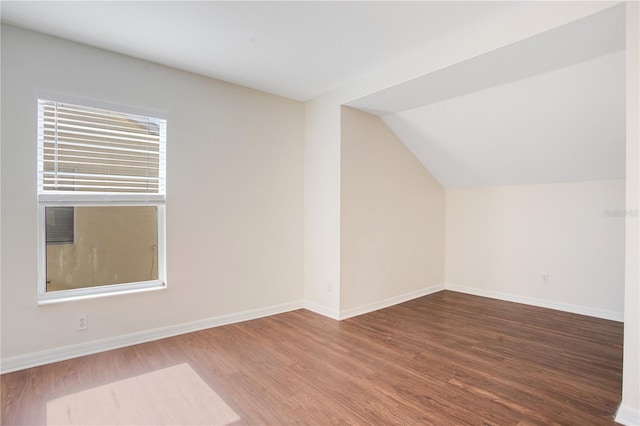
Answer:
[
  {"xmin": 0, "ymin": 1, "xmax": 626, "ymax": 188},
  {"xmin": 350, "ymin": 4, "xmax": 626, "ymax": 188}
]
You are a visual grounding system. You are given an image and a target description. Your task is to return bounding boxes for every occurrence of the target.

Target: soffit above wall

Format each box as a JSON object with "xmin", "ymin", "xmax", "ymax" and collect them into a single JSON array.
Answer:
[{"xmin": 346, "ymin": 4, "xmax": 625, "ymax": 115}]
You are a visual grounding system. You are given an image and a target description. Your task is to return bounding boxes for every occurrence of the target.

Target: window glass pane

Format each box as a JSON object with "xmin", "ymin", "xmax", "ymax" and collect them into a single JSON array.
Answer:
[
  {"xmin": 46, "ymin": 206, "xmax": 158, "ymax": 292},
  {"xmin": 46, "ymin": 206, "xmax": 75, "ymax": 244}
]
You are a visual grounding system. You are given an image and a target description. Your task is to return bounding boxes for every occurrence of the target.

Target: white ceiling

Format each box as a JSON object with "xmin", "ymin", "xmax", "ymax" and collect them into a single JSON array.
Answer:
[
  {"xmin": 0, "ymin": 1, "xmax": 529, "ymax": 102},
  {"xmin": 0, "ymin": 1, "xmax": 627, "ymax": 189}
]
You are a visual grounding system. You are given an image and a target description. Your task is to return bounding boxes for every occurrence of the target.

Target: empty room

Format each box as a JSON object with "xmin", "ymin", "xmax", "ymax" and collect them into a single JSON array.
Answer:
[{"xmin": 1, "ymin": 1, "xmax": 638, "ymax": 425}]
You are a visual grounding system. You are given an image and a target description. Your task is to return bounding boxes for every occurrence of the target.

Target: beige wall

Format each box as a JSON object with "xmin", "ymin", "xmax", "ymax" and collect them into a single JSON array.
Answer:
[
  {"xmin": 340, "ymin": 107, "xmax": 445, "ymax": 314},
  {"xmin": 1, "ymin": 24, "xmax": 304, "ymax": 359},
  {"xmin": 46, "ymin": 206, "xmax": 158, "ymax": 291},
  {"xmin": 446, "ymin": 180, "xmax": 625, "ymax": 319}
]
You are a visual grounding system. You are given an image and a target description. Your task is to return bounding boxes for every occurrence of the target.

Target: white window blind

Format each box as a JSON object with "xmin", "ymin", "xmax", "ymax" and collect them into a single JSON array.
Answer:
[{"xmin": 37, "ymin": 99, "xmax": 166, "ymax": 199}]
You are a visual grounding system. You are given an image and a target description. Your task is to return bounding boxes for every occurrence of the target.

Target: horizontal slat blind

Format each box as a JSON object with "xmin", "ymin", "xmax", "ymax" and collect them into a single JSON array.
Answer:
[{"xmin": 38, "ymin": 99, "xmax": 166, "ymax": 196}]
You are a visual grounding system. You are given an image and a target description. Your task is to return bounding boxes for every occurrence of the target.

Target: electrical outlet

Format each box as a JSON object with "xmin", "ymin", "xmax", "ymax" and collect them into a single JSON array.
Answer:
[
  {"xmin": 542, "ymin": 274, "xmax": 550, "ymax": 284},
  {"xmin": 327, "ymin": 281, "xmax": 333, "ymax": 292},
  {"xmin": 77, "ymin": 314, "xmax": 88, "ymax": 331}
]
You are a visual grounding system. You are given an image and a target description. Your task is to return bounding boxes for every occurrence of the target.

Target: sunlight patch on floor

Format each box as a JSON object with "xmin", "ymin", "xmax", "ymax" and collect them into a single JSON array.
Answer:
[{"xmin": 46, "ymin": 363, "xmax": 240, "ymax": 425}]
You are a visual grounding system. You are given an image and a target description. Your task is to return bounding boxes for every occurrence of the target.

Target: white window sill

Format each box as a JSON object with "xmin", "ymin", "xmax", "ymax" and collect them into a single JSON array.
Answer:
[{"xmin": 38, "ymin": 280, "xmax": 166, "ymax": 305}]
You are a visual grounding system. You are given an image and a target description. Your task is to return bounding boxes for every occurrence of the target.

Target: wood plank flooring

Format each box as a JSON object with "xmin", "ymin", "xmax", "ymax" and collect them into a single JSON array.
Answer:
[{"xmin": 1, "ymin": 291, "xmax": 624, "ymax": 425}]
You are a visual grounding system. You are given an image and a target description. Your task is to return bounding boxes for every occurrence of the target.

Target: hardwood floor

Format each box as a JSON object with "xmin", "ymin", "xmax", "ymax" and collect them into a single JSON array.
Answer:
[{"xmin": 1, "ymin": 291, "xmax": 623, "ymax": 425}]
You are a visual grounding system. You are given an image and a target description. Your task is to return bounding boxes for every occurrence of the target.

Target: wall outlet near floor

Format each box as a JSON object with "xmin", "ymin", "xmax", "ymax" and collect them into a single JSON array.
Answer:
[
  {"xmin": 77, "ymin": 314, "xmax": 88, "ymax": 331},
  {"xmin": 327, "ymin": 281, "xmax": 333, "ymax": 292},
  {"xmin": 541, "ymin": 274, "xmax": 550, "ymax": 284}
]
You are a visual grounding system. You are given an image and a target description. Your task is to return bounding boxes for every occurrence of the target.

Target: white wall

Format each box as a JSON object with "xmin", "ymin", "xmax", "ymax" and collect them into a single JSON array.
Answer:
[
  {"xmin": 446, "ymin": 180, "xmax": 625, "ymax": 320},
  {"xmin": 619, "ymin": 1, "xmax": 640, "ymax": 423},
  {"xmin": 0, "ymin": 25, "xmax": 304, "ymax": 361},
  {"xmin": 303, "ymin": 96, "xmax": 342, "ymax": 318},
  {"xmin": 340, "ymin": 107, "xmax": 444, "ymax": 315}
]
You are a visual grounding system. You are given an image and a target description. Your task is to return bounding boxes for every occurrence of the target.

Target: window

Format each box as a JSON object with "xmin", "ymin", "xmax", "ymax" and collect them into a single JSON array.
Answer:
[{"xmin": 37, "ymin": 97, "xmax": 167, "ymax": 302}]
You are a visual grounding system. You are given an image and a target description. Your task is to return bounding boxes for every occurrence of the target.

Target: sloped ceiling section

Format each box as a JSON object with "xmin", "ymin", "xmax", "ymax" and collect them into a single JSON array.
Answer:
[
  {"xmin": 383, "ymin": 51, "xmax": 625, "ymax": 189},
  {"xmin": 349, "ymin": 4, "xmax": 626, "ymax": 189}
]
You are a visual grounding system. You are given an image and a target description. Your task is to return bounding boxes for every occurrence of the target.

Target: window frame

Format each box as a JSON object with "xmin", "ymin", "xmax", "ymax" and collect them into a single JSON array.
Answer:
[{"xmin": 36, "ymin": 94, "xmax": 167, "ymax": 304}]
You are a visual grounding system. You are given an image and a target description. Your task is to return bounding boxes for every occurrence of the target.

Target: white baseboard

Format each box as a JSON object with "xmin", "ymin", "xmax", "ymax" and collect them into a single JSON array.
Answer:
[
  {"xmin": 616, "ymin": 403, "xmax": 640, "ymax": 426},
  {"xmin": 0, "ymin": 284, "xmax": 625, "ymax": 374},
  {"xmin": 339, "ymin": 284, "xmax": 445, "ymax": 320},
  {"xmin": 0, "ymin": 300, "xmax": 304, "ymax": 375},
  {"xmin": 303, "ymin": 300, "xmax": 340, "ymax": 320},
  {"xmin": 445, "ymin": 284, "xmax": 624, "ymax": 322}
]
